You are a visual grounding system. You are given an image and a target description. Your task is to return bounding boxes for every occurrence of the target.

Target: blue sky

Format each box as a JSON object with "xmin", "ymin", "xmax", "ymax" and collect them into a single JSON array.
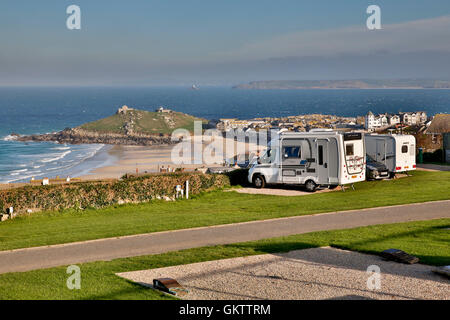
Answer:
[{"xmin": 1, "ymin": 0, "xmax": 450, "ymax": 85}]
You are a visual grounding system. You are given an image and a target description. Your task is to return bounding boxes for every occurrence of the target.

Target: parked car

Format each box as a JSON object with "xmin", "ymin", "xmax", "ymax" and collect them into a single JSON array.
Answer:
[{"xmin": 366, "ymin": 155, "xmax": 390, "ymax": 180}]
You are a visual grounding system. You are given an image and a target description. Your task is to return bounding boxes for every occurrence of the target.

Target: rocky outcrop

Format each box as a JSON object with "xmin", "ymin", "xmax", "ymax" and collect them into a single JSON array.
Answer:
[{"xmin": 16, "ymin": 127, "xmax": 178, "ymax": 146}]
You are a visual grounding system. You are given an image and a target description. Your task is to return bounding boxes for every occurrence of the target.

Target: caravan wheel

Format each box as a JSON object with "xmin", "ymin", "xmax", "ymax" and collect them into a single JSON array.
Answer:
[
  {"xmin": 253, "ymin": 175, "xmax": 266, "ymax": 189},
  {"xmin": 305, "ymin": 180, "xmax": 317, "ymax": 192}
]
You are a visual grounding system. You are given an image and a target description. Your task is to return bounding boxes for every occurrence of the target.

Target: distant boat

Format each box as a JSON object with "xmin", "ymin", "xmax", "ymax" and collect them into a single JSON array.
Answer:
[{"xmin": 190, "ymin": 85, "xmax": 199, "ymax": 90}]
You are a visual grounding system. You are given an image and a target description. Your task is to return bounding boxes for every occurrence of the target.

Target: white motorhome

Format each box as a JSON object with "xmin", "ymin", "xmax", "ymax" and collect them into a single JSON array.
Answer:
[
  {"xmin": 365, "ymin": 134, "xmax": 416, "ymax": 176},
  {"xmin": 248, "ymin": 130, "xmax": 366, "ymax": 192}
]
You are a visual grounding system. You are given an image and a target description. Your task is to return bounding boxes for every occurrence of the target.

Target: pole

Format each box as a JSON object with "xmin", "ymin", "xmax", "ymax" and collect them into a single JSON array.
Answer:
[{"xmin": 185, "ymin": 180, "xmax": 189, "ymax": 199}]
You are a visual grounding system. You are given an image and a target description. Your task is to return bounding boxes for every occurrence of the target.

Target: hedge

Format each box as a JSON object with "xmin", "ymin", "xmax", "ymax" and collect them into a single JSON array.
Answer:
[{"xmin": 0, "ymin": 173, "xmax": 230, "ymax": 216}]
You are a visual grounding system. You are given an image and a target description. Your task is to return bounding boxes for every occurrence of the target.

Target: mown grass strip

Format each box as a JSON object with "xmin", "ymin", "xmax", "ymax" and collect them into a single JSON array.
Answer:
[
  {"xmin": 0, "ymin": 218, "xmax": 448, "ymax": 300},
  {"xmin": 0, "ymin": 170, "xmax": 449, "ymax": 251}
]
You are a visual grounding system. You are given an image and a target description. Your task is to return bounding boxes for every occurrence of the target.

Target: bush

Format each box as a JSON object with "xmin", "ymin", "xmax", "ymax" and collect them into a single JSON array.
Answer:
[
  {"xmin": 225, "ymin": 168, "xmax": 250, "ymax": 186},
  {"xmin": 0, "ymin": 173, "xmax": 230, "ymax": 215},
  {"xmin": 422, "ymin": 149, "xmax": 444, "ymax": 163}
]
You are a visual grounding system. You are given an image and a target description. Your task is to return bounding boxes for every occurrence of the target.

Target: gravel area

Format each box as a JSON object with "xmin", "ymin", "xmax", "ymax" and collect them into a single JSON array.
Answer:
[{"xmin": 117, "ymin": 247, "xmax": 449, "ymax": 300}]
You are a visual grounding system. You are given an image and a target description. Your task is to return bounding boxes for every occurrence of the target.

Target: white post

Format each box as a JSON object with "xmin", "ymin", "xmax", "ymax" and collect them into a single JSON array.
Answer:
[{"xmin": 185, "ymin": 180, "xmax": 189, "ymax": 199}]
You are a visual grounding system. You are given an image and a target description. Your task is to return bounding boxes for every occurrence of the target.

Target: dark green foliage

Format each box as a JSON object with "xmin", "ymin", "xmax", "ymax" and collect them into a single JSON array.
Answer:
[
  {"xmin": 0, "ymin": 173, "xmax": 230, "ymax": 215},
  {"xmin": 225, "ymin": 168, "xmax": 250, "ymax": 186},
  {"xmin": 422, "ymin": 149, "xmax": 444, "ymax": 163}
]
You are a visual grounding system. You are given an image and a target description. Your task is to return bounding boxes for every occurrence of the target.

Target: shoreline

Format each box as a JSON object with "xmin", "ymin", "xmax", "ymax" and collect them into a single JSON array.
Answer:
[
  {"xmin": 78, "ymin": 144, "xmax": 179, "ymax": 180},
  {"xmin": 79, "ymin": 137, "xmax": 264, "ymax": 180},
  {"xmin": 0, "ymin": 136, "xmax": 265, "ymax": 185}
]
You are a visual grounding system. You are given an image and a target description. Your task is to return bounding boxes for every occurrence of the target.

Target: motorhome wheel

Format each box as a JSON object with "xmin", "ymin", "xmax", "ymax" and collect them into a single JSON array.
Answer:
[
  {"xmin": 305, "ymin": 180, "xmax": 317, "ymax": 192},
  {"xmin": 253, "ymin": 175, "xmax": 266, "ymax": 189}
]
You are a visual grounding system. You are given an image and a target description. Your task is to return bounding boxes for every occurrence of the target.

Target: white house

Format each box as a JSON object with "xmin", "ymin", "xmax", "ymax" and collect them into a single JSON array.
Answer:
[
  {"xmin": 388, "ymin": 114, "xmax": 401, "ymax": 125},
  {"xmin": 365, "ymin": 111, "xmax": 382, "ymax": 130}
]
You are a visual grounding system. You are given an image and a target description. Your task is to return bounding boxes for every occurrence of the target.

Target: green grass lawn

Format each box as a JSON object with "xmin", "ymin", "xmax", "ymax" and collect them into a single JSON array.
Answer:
[
  {"xmin": 80, "ymin": 109, "xmax": 205, "ymax": 134},
  {"xmin": 0, "ymin": 219, "xmax": 448, "ymax": 300},
  {"xmin": 0, "ymin": 170, "xmax": 449, "ymax": 251}
]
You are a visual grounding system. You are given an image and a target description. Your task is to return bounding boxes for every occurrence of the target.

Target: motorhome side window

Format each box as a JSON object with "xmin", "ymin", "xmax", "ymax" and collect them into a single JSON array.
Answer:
[
  {"xmin": 283, "ymin": 146, "xmax": 301, "ymax": 160},
  {"xmin": 402, "ymin": 145, "xmax": 408, "ymax": 153},
  {"xmin": 345, "ymin": 144, "xmax": 354, "ymax": 156}
]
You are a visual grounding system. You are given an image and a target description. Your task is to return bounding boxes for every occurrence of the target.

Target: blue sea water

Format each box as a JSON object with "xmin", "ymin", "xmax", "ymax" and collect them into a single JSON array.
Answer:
[{"xmin": 0, "ymin": 87, "xmax": 449, "ymax": 183}]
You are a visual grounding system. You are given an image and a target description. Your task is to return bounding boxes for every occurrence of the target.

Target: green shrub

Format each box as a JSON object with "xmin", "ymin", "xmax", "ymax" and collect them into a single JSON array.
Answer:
[
  {"xmin": 422, "ymin": 149, "xmax": 444, "ymax": 163},
  {"xmin": 225, "ymin": 168, "xmax": 250, "ymax": 186},
  {"xmin": 0, "ymin": 173, "xmax": 230, "ymax": 215}
]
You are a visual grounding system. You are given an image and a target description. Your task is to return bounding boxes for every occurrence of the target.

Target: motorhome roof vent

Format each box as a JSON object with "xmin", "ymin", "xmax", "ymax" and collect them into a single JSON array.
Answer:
[{"xmin": 309, "ymin": 128, "xmax": 333, "ymax": 132}]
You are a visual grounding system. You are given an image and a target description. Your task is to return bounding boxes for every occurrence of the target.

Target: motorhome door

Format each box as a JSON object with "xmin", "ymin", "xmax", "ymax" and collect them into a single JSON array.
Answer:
[
  {"xmin": 376, "ymin": 139, "xmax": 385, "ymax": 164},
  {"xmin": 317, "ymin": 140, "xmax": 329, "ymax": 184}
]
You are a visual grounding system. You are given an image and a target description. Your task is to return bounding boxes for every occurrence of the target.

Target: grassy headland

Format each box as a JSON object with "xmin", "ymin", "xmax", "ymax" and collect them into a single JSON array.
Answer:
[
  {"xmin": 80, "ymin": 108, "xmax": 205, "ymax": 135},
  {"xmin": 16, "ymin": 107, "xmax": 207, "ymax": 146}
]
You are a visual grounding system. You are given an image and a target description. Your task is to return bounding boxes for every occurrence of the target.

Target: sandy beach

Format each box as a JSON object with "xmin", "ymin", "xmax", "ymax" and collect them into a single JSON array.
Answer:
[
  {"xmin": 79, "ymin": 137, "xmax": 265, "ymax": 180},
  {"xmin": 78, "ymin": 144, "xmax": 197, "ymax": 180}
]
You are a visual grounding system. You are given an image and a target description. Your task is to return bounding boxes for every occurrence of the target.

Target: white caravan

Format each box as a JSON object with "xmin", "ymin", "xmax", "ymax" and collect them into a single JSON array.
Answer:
[
  {"xmin": 365, "ymin": 134, "xmax": 416, "ymax": 176},
  {"xmin": 248, "ymin": 130, "xmax": 366, "ymax": 192}
]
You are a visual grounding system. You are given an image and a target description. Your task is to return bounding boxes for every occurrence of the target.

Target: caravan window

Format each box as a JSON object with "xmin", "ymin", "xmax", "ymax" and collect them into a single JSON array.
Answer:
[
  {"xmin": 318, "ymin": 146, "xmax": 323, "ymax": 165},
  {"xmin": 402, "ymin": 145, "xmax": 408, "ymax": 153},
  {"xmin": 283, "ymin": 146, "xmax": 301, "ymax": 159},
  {"xmin": 345, "ymin": 144, "xmax": 354, "ymax": 156}
]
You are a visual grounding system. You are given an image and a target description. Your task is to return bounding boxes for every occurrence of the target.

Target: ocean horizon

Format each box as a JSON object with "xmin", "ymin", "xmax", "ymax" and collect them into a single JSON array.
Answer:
[{"xmin": 1, "ymin": 86, "xmax": 449, "ymax": 183}]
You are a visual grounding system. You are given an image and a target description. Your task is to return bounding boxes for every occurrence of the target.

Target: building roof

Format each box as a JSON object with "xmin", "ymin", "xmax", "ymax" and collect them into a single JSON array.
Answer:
[{"xmin": 427, "ymin": 114, "xmax": 450, "ymax": 133}]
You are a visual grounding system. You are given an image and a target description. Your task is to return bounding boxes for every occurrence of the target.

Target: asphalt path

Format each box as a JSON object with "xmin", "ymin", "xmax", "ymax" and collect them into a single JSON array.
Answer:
[{"xmin": 0, "ymin": 200, "xmax": 449, "ymax": 274}]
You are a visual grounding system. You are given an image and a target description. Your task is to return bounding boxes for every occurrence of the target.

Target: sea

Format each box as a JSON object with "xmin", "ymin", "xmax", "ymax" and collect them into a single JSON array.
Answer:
[{"xmin": 0, "ymin": 86, "xmax": 449, "ymax": 183}]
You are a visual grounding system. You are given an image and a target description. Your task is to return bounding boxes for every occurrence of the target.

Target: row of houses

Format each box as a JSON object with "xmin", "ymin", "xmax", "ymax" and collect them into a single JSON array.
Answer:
[
  {"xmin": 365, "ymin": 111, "xmax": 428, "ymax": 131},
  {"xmin": 216, "ymin": 114, "xmax": 359, "ymax": 132}
]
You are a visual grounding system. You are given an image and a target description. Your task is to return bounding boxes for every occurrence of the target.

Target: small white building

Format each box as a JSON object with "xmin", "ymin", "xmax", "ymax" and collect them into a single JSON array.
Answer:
[
  {"xmin": 156, "ymin": 106, "xmax": 172, "ymax": 113},
  {"xmin": 389, "ymin": 115, "xmax": 401, "ymax": 125},
  {"xmin": 365, "ymin": 111, "xmax": 381, "ymax": 130}
]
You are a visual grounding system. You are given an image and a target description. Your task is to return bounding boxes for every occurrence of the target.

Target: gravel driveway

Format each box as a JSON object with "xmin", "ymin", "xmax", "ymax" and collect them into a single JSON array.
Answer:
[{"xmin": 117, "ymin": 247, "xmax": 449, "ymax": 300}]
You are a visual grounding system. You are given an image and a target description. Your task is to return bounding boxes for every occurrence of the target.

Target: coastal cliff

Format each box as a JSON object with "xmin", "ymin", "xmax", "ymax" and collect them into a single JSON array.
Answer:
[
  {"xmin": 16, "ymin": 106, "xmax": 206, "ymax": 146},
  {"xmin": 16, "ymin": 127, "xmax": 176, "ymax": 146}
]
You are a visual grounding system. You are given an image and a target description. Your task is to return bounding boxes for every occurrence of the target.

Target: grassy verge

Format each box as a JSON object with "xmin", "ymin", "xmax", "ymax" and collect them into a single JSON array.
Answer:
[
  {"xmin": 0, "ymin": 170, "xmax": 449, "ymax": 251},
  {"xmin": 0, "ymin": 218, "xmax": 448, "ymax": 300}
]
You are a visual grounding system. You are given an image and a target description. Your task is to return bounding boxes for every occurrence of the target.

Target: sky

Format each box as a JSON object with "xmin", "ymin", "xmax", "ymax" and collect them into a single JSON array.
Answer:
[{"xmin": 1, "ymin": 0, "xmax": 450, "ymax": 86}]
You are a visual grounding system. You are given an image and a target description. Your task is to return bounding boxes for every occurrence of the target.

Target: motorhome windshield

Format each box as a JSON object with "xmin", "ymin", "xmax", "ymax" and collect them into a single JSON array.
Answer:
[{"xmin": 260, "ymin": 148, "xmax": 276, "ymax": 164}]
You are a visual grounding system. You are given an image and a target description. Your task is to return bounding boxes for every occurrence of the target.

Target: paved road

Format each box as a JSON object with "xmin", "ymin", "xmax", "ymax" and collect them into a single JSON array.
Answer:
[
  {"xmin": 417, "ymin": 164, "xmax": 450, "ymax": 171},
  {"xmin": 0, "ymin": 200, "xmax": 449, "ymax": 274}
]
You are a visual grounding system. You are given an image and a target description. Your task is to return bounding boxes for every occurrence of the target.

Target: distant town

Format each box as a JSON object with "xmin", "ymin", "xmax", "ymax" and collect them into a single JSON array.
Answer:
[
  {"xmin": 212, "ymin": 111, "xmax": 431, "ymax": 133},
  {"xmin": 212, "ymin": 114, "xmax": 362, "ymax": 132},
  {"xmin": 212, "ymin": 111, "xmax": 449, "ymax": 157}
]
